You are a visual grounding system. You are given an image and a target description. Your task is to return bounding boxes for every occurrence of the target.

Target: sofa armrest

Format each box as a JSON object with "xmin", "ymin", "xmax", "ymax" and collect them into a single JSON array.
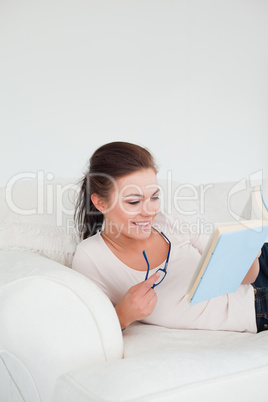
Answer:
[{"xmin": 0, "ymin": 250, "xmax": 123, "ymax": 402}]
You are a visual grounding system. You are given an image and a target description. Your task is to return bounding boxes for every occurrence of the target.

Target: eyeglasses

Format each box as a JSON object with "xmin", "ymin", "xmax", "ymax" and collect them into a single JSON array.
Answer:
[{"xmin": 143, "ymin": 231, "xmax": 171, "ymax": 289}]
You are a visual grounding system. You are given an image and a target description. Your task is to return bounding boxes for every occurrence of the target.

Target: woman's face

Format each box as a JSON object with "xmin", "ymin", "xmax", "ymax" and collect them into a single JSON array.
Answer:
[{"xmin": 102, "ymin": 168, "xmax": 160, "ymax": 240}]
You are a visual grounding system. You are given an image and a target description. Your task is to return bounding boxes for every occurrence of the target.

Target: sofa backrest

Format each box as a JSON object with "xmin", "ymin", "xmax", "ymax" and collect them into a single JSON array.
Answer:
[{"xmin": 0, "ymin": 175, "xmax": 267, "ymax": 266}]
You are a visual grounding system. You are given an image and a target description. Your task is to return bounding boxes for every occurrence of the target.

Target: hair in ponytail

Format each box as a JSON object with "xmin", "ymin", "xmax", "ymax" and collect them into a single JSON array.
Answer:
[{"xmin": 74, "ymin": 141, "xmax": 158, "ymax": 240}]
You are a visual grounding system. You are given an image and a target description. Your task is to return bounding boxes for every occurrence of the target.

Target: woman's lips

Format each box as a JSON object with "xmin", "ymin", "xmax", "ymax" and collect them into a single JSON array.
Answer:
[{"xmin": 132, "ymin": 221, "xmax": 151, "ymax": 228}]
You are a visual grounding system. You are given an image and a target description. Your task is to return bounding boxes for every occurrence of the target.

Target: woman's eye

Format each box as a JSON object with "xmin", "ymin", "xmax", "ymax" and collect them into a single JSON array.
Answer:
[
  {"xmin": 126, "ymin": 196, "xmax": 159, "ymax": 206},
  {"xmin": 128, "ymin": 200, "xmax": 140, "ymax": 205}
]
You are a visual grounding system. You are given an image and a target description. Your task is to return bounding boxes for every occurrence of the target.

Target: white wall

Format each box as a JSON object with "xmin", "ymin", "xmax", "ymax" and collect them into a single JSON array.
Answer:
[{"xmin": 1, "ymin": 0, "xmax": 267, "ymax": 187}]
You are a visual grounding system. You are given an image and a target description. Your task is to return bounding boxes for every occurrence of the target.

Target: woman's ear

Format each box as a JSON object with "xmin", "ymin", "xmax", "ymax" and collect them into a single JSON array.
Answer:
[{"xmin": 91, "ymin": 193, "xmax": 106, "ymax": 213}]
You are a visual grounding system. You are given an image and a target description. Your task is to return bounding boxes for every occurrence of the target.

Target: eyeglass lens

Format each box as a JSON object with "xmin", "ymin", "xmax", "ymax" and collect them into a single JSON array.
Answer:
[{"xmin": 154, "ymin": 269, "xmax": 166, "ymax": 285}]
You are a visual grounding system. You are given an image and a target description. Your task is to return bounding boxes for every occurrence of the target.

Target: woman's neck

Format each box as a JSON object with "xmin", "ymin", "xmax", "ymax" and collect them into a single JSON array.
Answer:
[
  {"xmin": 100, "ymin": 225, "xmax": 169, "ymax": 271},
  {"xmin": 101, "ymin": 226, "xmax": 158, "ymax": 254}
]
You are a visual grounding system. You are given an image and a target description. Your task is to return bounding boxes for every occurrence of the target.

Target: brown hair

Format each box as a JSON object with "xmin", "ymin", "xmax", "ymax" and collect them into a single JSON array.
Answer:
[{"xmin": 74, "ymin": 141, "xmax": 158, "ymax": 239}]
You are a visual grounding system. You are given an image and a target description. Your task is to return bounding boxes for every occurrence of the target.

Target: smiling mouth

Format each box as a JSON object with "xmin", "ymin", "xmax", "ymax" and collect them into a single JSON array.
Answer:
[{"xmin": 132, "ymin": 221, "xmax": 151, "ymax": 227}]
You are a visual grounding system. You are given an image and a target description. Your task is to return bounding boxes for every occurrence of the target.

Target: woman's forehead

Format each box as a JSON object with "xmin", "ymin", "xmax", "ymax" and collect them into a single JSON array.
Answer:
[{"xmin": 115, "ymin": 169, "xmax": 158, "ymax": 194}]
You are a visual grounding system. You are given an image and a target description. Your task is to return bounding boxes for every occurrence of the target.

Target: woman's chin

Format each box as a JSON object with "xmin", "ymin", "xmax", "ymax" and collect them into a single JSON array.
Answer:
[{"xmin": 129, "ymin": 224, "xmax": 152, "ymax": 238}]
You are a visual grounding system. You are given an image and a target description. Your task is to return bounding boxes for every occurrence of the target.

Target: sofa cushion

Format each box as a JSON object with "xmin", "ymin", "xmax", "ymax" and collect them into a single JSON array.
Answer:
[
  {"xmin": 53, "ymin": 322, "xmax": 268, "ymax": 402},
  {"xmin": 241, "ymin": 184, "xmax": 268, "ymax": 222},
  {"xmin": 0, "ymin": 177, "xmax": 79, "ymax": 267}
]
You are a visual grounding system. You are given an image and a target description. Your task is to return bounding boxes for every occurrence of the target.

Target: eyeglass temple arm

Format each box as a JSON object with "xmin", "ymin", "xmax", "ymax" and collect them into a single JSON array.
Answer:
[
  {"xmin": 161, "ymin": 231, "xmax": 171, "ymax": 263},
  {"xmin": 143, "ymin": 250, "xmax": 150, "ymax": 280},
  {"xmin": 143, "ymin": 232, "xmax": 171, "ymax": 281}
]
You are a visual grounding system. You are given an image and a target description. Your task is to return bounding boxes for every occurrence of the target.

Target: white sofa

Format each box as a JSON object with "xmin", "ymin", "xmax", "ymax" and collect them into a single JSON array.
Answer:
[{"xmin": 0, "ymin": 175, "xmax": 268, "ymax": 402}]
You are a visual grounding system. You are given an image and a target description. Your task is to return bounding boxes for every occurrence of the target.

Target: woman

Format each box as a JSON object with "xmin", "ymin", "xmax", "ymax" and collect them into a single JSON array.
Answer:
[{"xmin": 72, "ymin": 141, "xmax": 264, "ymax": 333}]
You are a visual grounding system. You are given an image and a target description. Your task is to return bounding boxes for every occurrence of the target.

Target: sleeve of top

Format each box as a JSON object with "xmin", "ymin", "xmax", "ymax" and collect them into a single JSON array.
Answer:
[
  {"xmin": 72, "ymin": 243, "xmax": 111, "ymax": 299},
  {"xmin": 156, "ymin": 212, "xmax": 210, "ymax": 256},
  {"xmin": 189, "ymin": 232, "xmax": 210, "ymax": 255}
]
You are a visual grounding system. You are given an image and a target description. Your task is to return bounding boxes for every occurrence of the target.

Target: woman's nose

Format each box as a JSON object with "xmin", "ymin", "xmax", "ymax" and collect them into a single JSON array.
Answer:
[{"xmin": 140, "ymin": 199, "xmax": 159, "ymax": 216}]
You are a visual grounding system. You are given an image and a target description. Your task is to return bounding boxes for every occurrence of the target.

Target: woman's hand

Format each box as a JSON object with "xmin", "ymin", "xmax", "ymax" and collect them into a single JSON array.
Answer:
[
  {"xmin": 115, "ymin": 272, "xmax": 160, "ymax": 330},
  {"xmin": 242, "ymin": 250, "xmax": 261, "ymax": 284}
]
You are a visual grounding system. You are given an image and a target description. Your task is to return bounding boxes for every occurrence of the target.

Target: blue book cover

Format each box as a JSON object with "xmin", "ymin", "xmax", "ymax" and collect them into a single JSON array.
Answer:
[{"xmin": 188, "ymin": 220, "xmax": 268, "ymax": 305}]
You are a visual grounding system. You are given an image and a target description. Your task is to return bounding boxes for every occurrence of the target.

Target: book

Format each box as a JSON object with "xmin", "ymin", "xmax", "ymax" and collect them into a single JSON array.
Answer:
[{"xmin": 187, "ymin": 219, "xmax": 268, "ymax": 305}]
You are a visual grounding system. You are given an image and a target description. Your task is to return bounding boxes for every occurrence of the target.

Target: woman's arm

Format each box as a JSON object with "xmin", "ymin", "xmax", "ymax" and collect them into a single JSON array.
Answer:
[
  {"xmin": 241, "ymin": 251, "xmax": 261, "ymax": 284},
  {"xmin": 73, "ymin": 244, "xmax": 160, "ymax": 330}
]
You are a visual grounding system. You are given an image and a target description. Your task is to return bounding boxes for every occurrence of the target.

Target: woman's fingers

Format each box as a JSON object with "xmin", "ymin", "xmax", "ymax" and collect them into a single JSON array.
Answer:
[
  {"xmin": 133, "ymin": 271, "xmax": 160, "ymax": 296},
  {"xmin": 115, "ymin": 271, "xmax": 160, "ymax": 329}
]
